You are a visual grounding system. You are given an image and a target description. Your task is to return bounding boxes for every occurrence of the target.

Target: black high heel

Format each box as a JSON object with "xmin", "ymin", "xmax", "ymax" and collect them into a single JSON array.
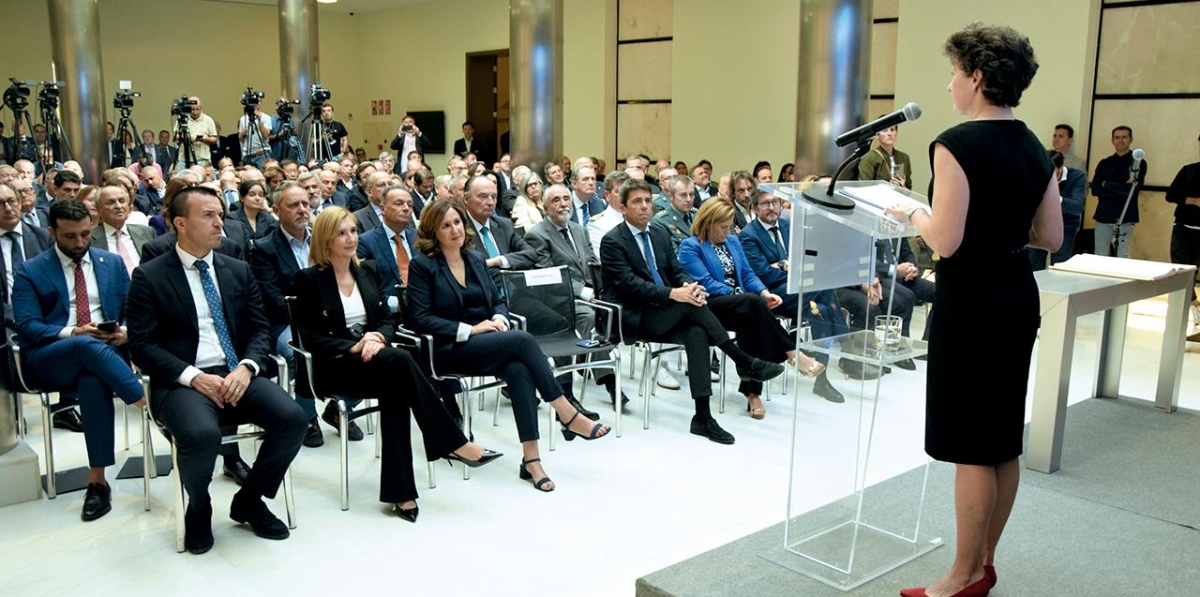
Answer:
[
  {"xmin": 558, "ymin": 410, "xmax": 609, "ymax": 441},
  {"xmin": 446, "ymin": 448, "xmax": 503, "ymax": 468},
  {"xmin": 519, "ymin": 458, "xmax": 554, "ymax": 492},
  {"xmin": 394, "ymin": 504, "xmax": 419, "ymax": 523}
]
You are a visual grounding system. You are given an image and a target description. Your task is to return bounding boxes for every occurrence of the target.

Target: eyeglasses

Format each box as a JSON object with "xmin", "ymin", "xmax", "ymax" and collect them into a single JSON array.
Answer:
[
  {"xmin": 757, "ymin": 199, "xmax": 781, "ymax": 207},
  {"xmin": 0, "ymin": 199, "xmax": 19, "ymax": 208}
]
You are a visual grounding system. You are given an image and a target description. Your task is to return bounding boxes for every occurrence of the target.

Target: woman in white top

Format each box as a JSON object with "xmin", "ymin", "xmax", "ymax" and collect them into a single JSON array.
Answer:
[
  {"xmin": 291, "ymin": 207, "xmax": 501, "ymax": 522},
  {"xmin": 509, "ymin": 170, "xmax": 546, "ymax": 235}
]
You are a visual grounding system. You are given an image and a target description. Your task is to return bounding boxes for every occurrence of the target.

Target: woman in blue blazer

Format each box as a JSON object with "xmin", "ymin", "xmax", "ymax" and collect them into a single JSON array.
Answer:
[
  {"xmin": 678, "ymin": 199, "xmax": 823, "ymax": 419},
  {"xmin": 292, "ymin": 207, "xmax": 502, "ymax": 521},
  {"xmin": 406, "ymin": 200, "xmax": 609, "ymax": 492}
]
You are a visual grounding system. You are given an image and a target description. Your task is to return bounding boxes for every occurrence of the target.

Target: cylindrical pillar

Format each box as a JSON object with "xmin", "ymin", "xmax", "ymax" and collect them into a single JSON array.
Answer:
[
  {"xmin": 794, "ymin": 0, "xmax": 873, "ymax": 178},
  {"xmin": 279, "ymin": 0, "xmax": 319, "ymax": 123},
  {"xmin": 48, "ymin": 0, "xmax": 106, "ymax": 184},
  {"xmin": 509, "ymin": 0, "xmax": 563, "ymax": 171}
]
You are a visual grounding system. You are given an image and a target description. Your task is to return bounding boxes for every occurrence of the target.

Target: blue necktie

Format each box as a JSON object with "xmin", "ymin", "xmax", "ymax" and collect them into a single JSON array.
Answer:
[
  {"xmin": 770, "ymin": 226, "xmax": 788, "ymax": 260},
  {"xmin": 639, "ymin": 231, "xmax": 664, "ymax": 286},
  {"xmin": 5, "ymin": 231, "xmax": 24, "ymax": 270},
  {"xmin": 479, "ymin": 225, "xmax": 500, "ymax": 258},
  {"xmin": 578, "ymin": 202, "xmax": 589, "ymax": 227},
  {"xmin": 194, "ymin": 260, "xmax": 239, "ymax": 372}
]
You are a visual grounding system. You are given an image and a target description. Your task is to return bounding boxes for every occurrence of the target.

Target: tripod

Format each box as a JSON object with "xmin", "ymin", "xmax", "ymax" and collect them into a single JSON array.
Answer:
[
  {"xmin": 301, "ymin": 107, "xmax": 337, "ymax": 164},
  {"xmin": 7, "ymin": 108, "xmax": 38, "ymax": 168},
  {"xmin": 174, "ymin": 113, "xmax": 196, "ymax": 170},
  {"xmin": 112, "ymin": 107, "xmax": 138, "ymax": 169},
  {"xmin": 275, "ymin": 115, "xmax": 305, "ymax": 164},
  {"xmin": 241, "ymin": 106, "xmax": 269, "ymax": 166},
  {"xmin": 38, "ymin": 92, "xmax": 72, "ymax": 172}
]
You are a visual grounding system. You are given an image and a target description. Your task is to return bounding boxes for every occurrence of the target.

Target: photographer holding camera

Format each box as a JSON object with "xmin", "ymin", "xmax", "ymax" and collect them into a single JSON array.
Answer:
[
  {"xmin": 172, "ymin": 95, "xmax": 217, "ymax": 168},
  {"xmin": 268, "ymin": 98, "xmax": 303, "ymax": 163},
  {"xmin": 238, "ymin": 89, "xmax": 271, "ymax": 169},
  {"xmin": 388, "ymin": 114, "xmax": 429, "ymax": 176}
]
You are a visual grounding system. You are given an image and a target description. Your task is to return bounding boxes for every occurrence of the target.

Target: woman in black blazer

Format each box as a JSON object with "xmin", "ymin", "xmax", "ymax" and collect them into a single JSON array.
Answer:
[
  {"xmin": 229, "ymin": 180, "xmax": 277, "ymax": 239},
  {"xmin": 407, "ymin": 200, "xmax": 609, "ymax": 493},
  {"xmin": 293, "ymin": 207, "xmax": 501, "ymax": 521}
]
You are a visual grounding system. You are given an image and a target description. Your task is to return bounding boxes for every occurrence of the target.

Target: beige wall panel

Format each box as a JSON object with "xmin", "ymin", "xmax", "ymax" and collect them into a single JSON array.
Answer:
[
  {"xmin": 619, "ymin": 0, "xmax": 674, "ymax": 41},
  {"xmin": 672, "ymin": 0, "xmax": 801, "ymax": 175},
  {"xmin": 869, "ymin": 99, "xmax": 896, "ymax": 123},
  {"xmin": 1127, "ymin": 190, "xmax": 1172, "ymax": 262},
  {"xmin": 874, "ymin": 0, "xmax": 900, "ymax": 19},
  {"xmin": 618, "ymin": 104, "xmax": 671, "ymax": 161},
  {"xmin": 564, "ymin": 0, "xmax": 617, "ymax": 164},
  {"xmin": 870, "ymin": 22, "xmax": 899, "ymax": 97},
  {"xmin": 618, "ymin": 42, "xmax": 673, "ymax": 101},
  {"xmin": 895, "ymin": 0, "xmax": 1099, "ymax": 190},
  {"xmin": 1097, "ymin": 3, "xmax": 1200, "ymax": 94},
  {"xmin": 1088, "ymin": 99, "xmax": 1200, "ymax": 188}
]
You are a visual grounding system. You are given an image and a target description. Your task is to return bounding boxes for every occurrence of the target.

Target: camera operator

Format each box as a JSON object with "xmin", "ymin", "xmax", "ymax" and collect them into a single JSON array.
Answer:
[
  {"xmin": 172, "ymin": 95, "xmax": 218, "ymax": 167},
  {"xmin": 239, "ymin": 92, "xmax": 272, "ymax": 169},
  {"xmin": 388, "ymin": 114, "xmax": 429, "ymax": 176},
  {"xmin": 268, "ymin": 99, "xmax": 301, "ymax": 162},
  {"xmin": 318, "ymin": 103, "xmax": 349, "ymax": 156}
]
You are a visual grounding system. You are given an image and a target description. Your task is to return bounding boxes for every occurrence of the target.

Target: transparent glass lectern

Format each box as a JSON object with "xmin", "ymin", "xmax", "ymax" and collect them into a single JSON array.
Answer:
[{"xmin": 758, "ymin": 180, "xmax": 942, "ymax": 591}]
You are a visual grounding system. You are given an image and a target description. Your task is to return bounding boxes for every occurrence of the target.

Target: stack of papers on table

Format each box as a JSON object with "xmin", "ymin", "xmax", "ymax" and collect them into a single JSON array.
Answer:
[
  {"xmin": 1051, "ymin": 253, "xmax": 1195, "ymax": 281},
  {"xmin": 839, "ymin": 183, "xmax": 928, "ymax": 220}
]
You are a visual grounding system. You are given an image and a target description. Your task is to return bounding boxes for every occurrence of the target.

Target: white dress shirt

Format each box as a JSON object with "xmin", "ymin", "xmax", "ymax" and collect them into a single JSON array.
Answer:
[
  {"xmin": 103, "ymin": 222, "xmax": 141, "ymax": 269},
  {"xmin": 173, "ymin": 245, "xmax": 259, "ymax": 386},
  {"xmin": 54, "ymin": 246, "xmax": 104, "ymax": 338}
]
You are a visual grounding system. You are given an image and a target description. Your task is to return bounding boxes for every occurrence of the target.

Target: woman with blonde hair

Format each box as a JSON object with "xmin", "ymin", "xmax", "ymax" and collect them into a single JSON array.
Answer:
[
  {"xmin": 292, "ymin": 207, "xmax": 502, "ymax": 521},
  {"xmin": 678, "ymin": 198, "xmax": 823, "ymax": 419},
  {"xmin": 509, "ymin": 170, "xmax": 546, "ymax": 235}
]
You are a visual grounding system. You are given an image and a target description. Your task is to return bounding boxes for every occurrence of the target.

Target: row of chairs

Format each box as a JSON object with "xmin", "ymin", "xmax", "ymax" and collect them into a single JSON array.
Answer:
[{"xmin": 10, "ymin": 266, "xmax": 810, "ymax": 552}]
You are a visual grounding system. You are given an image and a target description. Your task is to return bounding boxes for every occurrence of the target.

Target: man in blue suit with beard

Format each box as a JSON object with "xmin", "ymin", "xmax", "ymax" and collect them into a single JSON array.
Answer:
[{"xmin": 12, "ymin": 198, "xmax": 144, "ymax": 521}]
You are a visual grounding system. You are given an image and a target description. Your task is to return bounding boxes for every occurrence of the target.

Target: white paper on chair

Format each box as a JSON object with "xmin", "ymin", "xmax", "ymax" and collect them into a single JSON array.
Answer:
[
  {"xmin": 523, "ymin": 268, "xmax": 561, "ymax": 287},
  {"xmin": 1050, "ymin": 253, "xmax": 1195, "ymax": 281},
  {"xmin": 839, "ymin": 183, "xmax": 927, "ymax": 221}
]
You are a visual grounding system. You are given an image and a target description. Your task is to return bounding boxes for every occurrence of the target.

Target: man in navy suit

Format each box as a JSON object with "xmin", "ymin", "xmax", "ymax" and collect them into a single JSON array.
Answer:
[
  {"xmin": 569, "ymin": 165, "xmax": 607, "ymax": 229},
  {"xmin": 316, "ymin": 169, "xmax": 348, "ymax": 213},
  {"xmin": 353, "ymin": 170, "xmax": 388, "ymax": 233},
  {"xmin": 740, "ymin": 190, "xmax": 847, "ymax": 403},
  {"xmin": 127, "ymin": 186, "xmax": 306, "ymax": 554},
  {"xmin": 357, "ymin": 185, "xmax": 417, "ymax": 296},
  {"xmin": 600, "ymin": 179, "xmax": 784, "ymax": 444},
  {"xmin": 12, "ymin": 199, "xmax": 144, "ymax": 522},
  {"xmin": 462, "ymin": 175, "xmax": 538, "ymax": 287}
]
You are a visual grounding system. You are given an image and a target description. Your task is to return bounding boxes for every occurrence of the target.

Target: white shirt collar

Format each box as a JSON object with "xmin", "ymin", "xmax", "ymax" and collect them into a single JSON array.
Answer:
[
  {"xmin": 55, "ymin": 245, "xmax": 91, "ymax": 268},
  {"xmin": 103, "ymin": 222, "xmax": 129, "ymax": 238},
  {"xmin": 175, "ymin": 243, "xmax": 214, "ymax": 271}
]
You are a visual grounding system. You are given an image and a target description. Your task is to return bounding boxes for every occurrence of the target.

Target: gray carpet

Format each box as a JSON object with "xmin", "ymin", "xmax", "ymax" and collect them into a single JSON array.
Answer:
[{"xmin": 637, "ymin": 398, "xmax": 1200, "ymax": 597}]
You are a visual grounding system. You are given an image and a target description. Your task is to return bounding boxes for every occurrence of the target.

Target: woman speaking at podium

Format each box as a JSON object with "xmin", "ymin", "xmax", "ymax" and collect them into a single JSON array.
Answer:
[{"xmin": 885, "ymin": 24, "xmax": 1062, "ymax": 597}]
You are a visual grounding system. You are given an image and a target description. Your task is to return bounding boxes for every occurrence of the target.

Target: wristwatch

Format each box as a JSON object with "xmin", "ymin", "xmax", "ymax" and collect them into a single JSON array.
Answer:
[{"xmin": 904, "ymin": 204, "xmax": 929, "ymax": 220}]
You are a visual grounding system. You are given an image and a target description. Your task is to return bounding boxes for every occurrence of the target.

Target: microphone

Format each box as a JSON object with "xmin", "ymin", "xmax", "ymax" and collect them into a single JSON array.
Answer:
[
  {"xmin": 1130, "ymin": 148, "xmax": 1144, "ymax": 173},
  {"xmin": 835, "ymin": 102, "xmax": 922, "ymax": 147}
]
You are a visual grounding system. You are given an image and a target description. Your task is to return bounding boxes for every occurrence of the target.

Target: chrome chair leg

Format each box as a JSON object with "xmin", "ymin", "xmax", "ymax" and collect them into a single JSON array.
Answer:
[
  {"xmin": 613, "ymin": 352, "xmax": 623, "ymax": 437},
  {"xmin": 282, "ymin": 468, "xmax": 296, "ymax": 529},
  {"xmin": 548, "ymin": 404, "xmax": 557, "ymax": 452},
  {"xmin": 41, "ymin": 392, "xmax": 56, "ymax": 499},
  {"xmin": 142, "ymin": 409, "xmax": 153, "ymax": 512},
  {"xmin": 363, "ymin": 398, "xmax": 376, "ymax": 435},
  {"xmin": 338, "ymin": 399, "xmax": 350, "ymax": 511},
  {"xmin": 172, "ymin": 444, "xmax": 185, "ymax": 553},
  {"xmin": 122, "ymin": 399, "xmax": 130, "ymax": 451},
  {"xmin": 427, "ymin": 459, "xmax": 436, "ymax": 489},
  {"xmin": 718, "ymin": 351, "xmax": 727, "ymax": 414}
]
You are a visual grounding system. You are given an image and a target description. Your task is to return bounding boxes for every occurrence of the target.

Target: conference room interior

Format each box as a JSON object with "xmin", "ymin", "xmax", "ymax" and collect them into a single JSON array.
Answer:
[{"xmin": 1, "ymin": 0, "xmax": 1198, "ymax": 596}]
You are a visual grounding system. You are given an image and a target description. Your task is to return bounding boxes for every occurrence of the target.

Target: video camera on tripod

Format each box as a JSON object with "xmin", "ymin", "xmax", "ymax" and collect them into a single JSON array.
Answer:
[
  {"xmin": 37, "ymin": 82, "xmax": 64, "ymax": 110},
  {"xmin": 113, "ymin": 90, "xmax": 140, "ymax": 111},
  {"xmin": 308, "ymin": 83, "xmax": 331, "ymax": 111},
  {"xmin": 276, "ymin": 97, "xmax": 300, "ymax": 121},
  {"xmin": 241, "ymin": 86, "xmax": 265, "ymax": 115},
  {"xmin": 170, "ymin": 95, "xmax": 197, "ymax": 118},
  {"xmin": 3, "ymin": 78, "xmax": 35, "ymax": 112}
]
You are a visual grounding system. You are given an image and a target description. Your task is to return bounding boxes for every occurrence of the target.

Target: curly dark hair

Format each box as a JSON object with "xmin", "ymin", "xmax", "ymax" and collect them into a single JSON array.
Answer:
[
  {"xmin": 416, "ymin": 199, "xmax": 475, "ymax": 257},
  {"xmin": 944, "ymin": 23, "xmax": 1038, "ymax": 108}
]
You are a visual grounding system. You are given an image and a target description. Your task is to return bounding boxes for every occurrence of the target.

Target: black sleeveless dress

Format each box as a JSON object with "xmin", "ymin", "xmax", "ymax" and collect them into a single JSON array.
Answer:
[{"xmin": 924, "ymin": 120, "xmax": 1053, "ymax": 465}]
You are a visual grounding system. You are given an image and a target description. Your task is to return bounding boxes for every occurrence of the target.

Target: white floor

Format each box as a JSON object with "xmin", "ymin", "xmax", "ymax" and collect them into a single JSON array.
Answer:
[{"xmin": 2, "ymin": 301, "xmax": 1198, "ymax": 597}]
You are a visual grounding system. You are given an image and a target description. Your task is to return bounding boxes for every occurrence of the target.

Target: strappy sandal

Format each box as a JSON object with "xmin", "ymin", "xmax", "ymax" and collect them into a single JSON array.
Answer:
[
  {"xmin": 519, "ymin": 458, "xmax": 554, "ymax": 492},
  {"xmin": 559, "ymin": 410, "xmax": 609, "ymax": 441}
]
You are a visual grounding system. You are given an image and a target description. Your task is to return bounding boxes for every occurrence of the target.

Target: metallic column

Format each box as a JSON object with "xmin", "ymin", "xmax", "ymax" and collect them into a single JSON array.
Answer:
[
  {"xmin": 794, "ymin": 0, "xmax": 873, "ymax": 177},
  {"xmin": 510, "ymin": 0, "xmax": 563, "ymax": 171},
  {"xmin": 48, "ymin": 0, "xmax": 106, "ymax": 184},
  {"xmin": 279, "ymin": 0, "xmax": 319, "ymax": 122}
]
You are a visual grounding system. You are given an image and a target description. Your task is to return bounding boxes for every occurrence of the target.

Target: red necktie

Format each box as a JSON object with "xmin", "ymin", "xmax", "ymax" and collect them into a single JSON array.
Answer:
[{"xmin": 74, "ymin": 259, "xmax": 91, "ymax": 326}]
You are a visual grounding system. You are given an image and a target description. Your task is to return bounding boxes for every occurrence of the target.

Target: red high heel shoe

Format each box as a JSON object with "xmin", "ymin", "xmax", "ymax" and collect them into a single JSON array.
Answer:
[{"xmin": 899, "ymin": 575, "xmax": 991, "ymax": 597}]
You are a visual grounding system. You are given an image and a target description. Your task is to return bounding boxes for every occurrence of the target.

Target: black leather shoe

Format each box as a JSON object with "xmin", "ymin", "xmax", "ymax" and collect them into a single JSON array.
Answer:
[
  {"xmin": 894, "ymin": 358, "xmax": 916, "ymax": 371},
  {"xmin": 222, "ymin": 457, "xmax": 252, "ymax": 487},
  {"xmin": 838, "ymin": 358, "xmax": 882, "ymax": 381},
  {"xmin": 321, "ymin": 402, "xmax": 364, "ymax": 442},
  {"xmin": 302, "ymin": 418, "xmax": 324, "ymax": 448},
  {"xmin": 229, "ymin": 492, "xmax": 290, "ymax": 540},
  {"xmin": 689, "ymin": 415, "xmax": 735, "ymax": 445},
  {"xmin": 184, "ymin": 501, "xmax": 214, "ymax": 554},
  {"xmin": 81, "ymin": 482, "xmax": 112, "ymax": 521},
  {"xmin": 394, "ymin": 504, "xmax": 419, "ymax": 523},
  {"xmin": 52, "ymin": 408, "xmax": 84, "ymax": 433},
  {"xmin": 743, "ymin": 358, "xmax": 785, "ymax": 382},
  {"xmin": 599, "ymin": 375, "xmax": 630, "ymax": 408},
  {"xmin": 812, "ymin": 372, "xmax": 845, "ymax": 404},
  {"xmin": 566, "ymin": 395, "xmax": 600, "ymax": 421}
]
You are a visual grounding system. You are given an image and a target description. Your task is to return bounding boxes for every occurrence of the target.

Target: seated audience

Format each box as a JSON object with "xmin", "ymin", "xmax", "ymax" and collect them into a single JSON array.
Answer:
[
  {"xmin": 510, "ymin": 170, "xmax": 545, "ymax": 235},
  {"xmin": 678, "ymin": 198, "xmax": 824, "ymax": 419},
  {"xmin": 229, "ymin": 180, "xmax": 277, "ymax": 239},
  {"xmin": 293, "ymin": 207, "xmax": 500, "ymax": 521},
  {"xmin": 90, "ymin": 185, "xmax": 153, "ymax": 271},
  {"xmin": 650, "ymin": 175, "xmax": 698, "ymax": 252}
]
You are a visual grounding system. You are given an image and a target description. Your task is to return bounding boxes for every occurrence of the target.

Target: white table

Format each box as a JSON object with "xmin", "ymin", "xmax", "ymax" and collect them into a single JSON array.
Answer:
[{"xmin": 1027, "ymin": 267, "xmax": 1194, "ymax": 473}]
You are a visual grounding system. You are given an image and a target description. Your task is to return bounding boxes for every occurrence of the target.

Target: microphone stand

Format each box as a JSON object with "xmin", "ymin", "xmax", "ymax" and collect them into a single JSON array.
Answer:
[
  {"xmin": 801, "ymin": 139, "xmax": 872, "ymax": 211},
  {"xmin": 1111, "ymin": 168, "xmax": 1141, "ymax": 256}
]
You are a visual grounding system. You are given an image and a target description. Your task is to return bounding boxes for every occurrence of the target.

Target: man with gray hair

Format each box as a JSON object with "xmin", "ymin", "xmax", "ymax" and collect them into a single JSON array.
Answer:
[
  {"xmin": 354, "ymin": 170, "xmax": 390, "ymax": 233},
  {"xmin": 569, "ymin": 164, "xmax": 606, "ymax": 228},
  {"xmin": 587, "ymin": 171, "xmax": 630, "ymax": 262}
]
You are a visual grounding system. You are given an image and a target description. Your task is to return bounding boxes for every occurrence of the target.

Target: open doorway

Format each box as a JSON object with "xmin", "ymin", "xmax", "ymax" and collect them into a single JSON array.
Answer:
[{"xmin": 465, "ymin": 49, "xmax": 509, "ymax": 167}]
